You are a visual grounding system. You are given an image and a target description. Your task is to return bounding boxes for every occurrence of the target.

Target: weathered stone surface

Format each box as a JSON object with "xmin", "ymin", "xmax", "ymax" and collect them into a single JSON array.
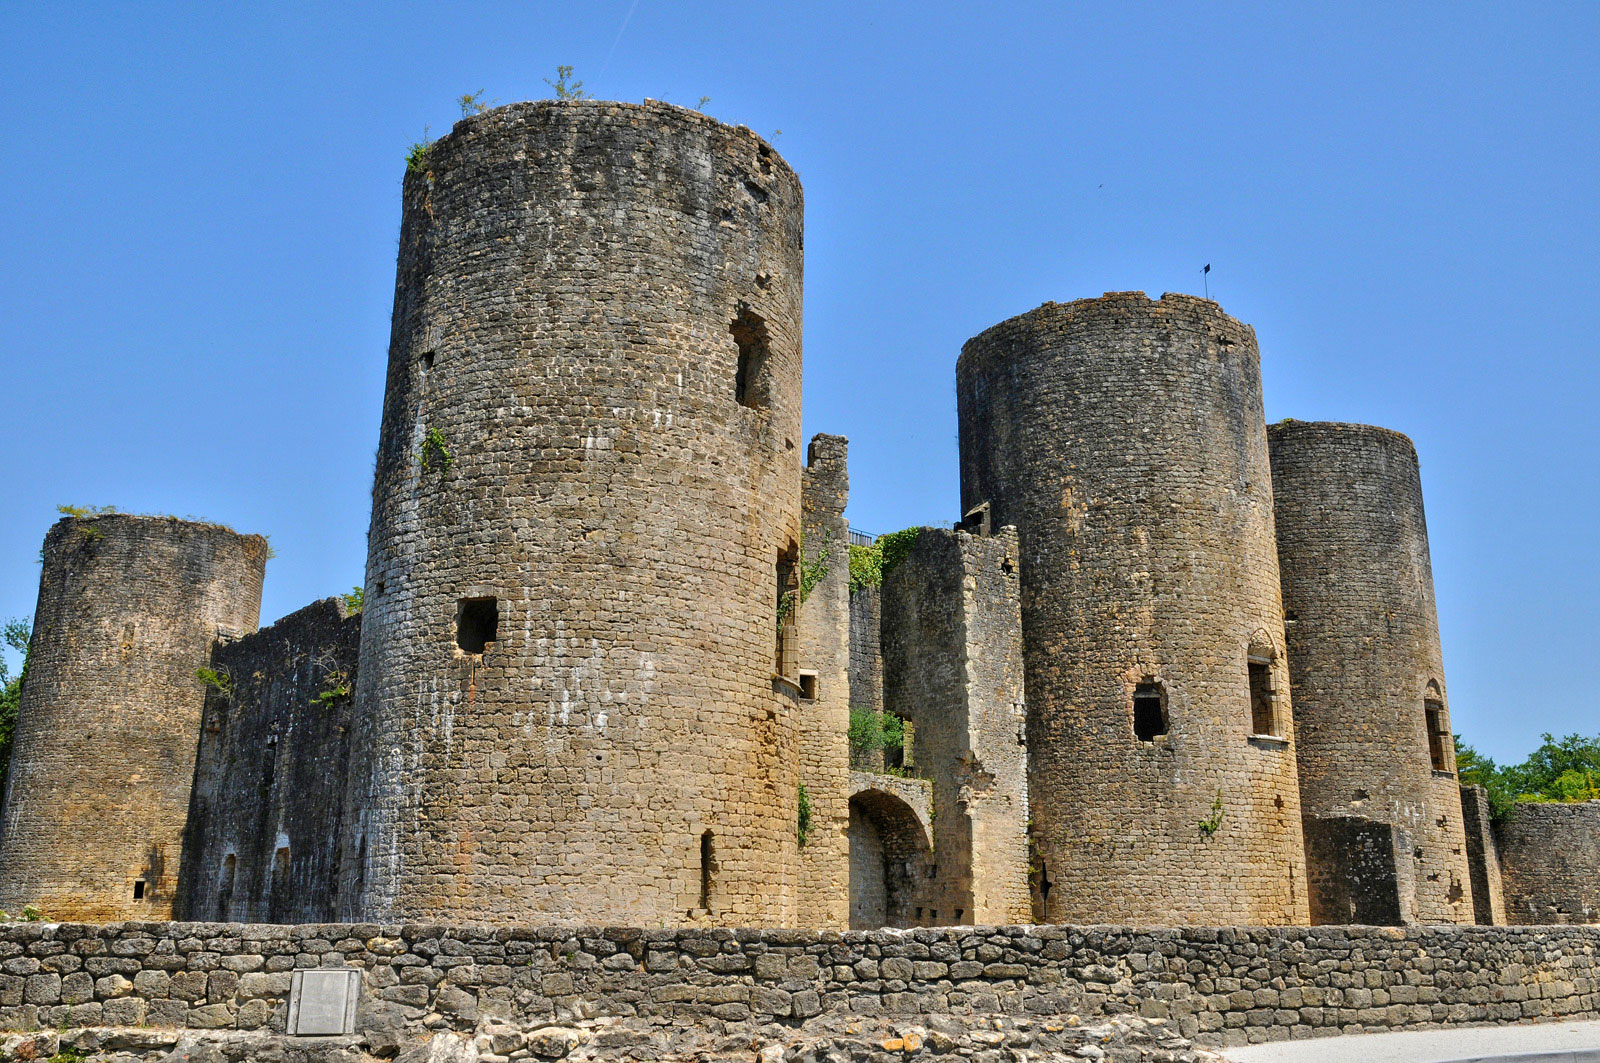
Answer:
[
  {"xmin": 337, "ymin": 98, "xmax": 806, "ymax": 927},
  {"xmin": 1496, "ymin": 800, "xmax": 1600, "ymax": 924},
  {"xmin": 1270, "ymin": 420, "xmax": 1474, "ymax": 926},
  {"xmin": 0, "ymin": 515, "xmax": 266, "ymax": 922},
  {"xmin": 957, "ymin": 292, "xmax": 1309, "ymax": 925}
]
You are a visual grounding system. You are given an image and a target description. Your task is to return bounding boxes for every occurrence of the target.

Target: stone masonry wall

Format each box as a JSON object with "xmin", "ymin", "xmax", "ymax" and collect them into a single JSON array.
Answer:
[
  {"xmin": 1461, "ymin": 784, "xmax": 1507, "ymax": 926},
  {"xmin": 177, "ymin": 598, "xmax": 362, "ymax": 925},
  {"xmin": 1496, "ymin": 801, "xmax": 1600, "ymax": 925},
  {"xmin": 1269, "ymin": 420, "xmax": 1473, "ymax": 926},
  {"xmin": 342, "ymin": 99, "xmax": 805, "ymax": 926},
  {"xmin": 0, "ymin": 515, "xmax": 267, "ymax": 922},
  {"xmin": 849, "ymin": 585, "xmax": 884, "ymax": 720},
  {"xmin": 881, "ymin": 528, "xmax": 1030, "ymax": 927},
  {"xmin": 0, "ymin": 922, "xmax": 1595, "ymax": 1052},
  {"xmin": 797, "ymin": 435, "xmax": 852, "ymax": 929},
  {"xmin": 956, "ymin": 292, "xmax": 1309, "ymax": 925}
]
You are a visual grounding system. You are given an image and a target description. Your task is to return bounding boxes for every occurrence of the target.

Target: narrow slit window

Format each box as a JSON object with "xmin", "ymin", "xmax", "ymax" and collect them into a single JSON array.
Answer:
[
  {"xmin": 699, "ymin": 831, "xmax": 714, "ymax": 912},
  {"xmin": 731, "ymin": 308, "xmax": 771, "ymax": 409},
  {"xmin": 132, "ymin": 880, "xmax": 146, "ymax": 900},
  {"xmin": 456, "ymin": 597, "xmax": 499, "ymax": 654},
  {"xmin": 775, "ymin": 547, "xmax": 798, "ymax": 678},
  {"xmin": 1425, "ymin": 699, "xmax": 1450, "ymax": 771},
  {"xmin": 272, "ymin": 847, "xmax": 290, "ymax": 896},
  {"xmin": 1248, "ymin": 659, "xmax": 1278, "ymax": 736},
  {"xmin": 1133, "ymin": 682, "xmax": 1168, "ymax": 741}
]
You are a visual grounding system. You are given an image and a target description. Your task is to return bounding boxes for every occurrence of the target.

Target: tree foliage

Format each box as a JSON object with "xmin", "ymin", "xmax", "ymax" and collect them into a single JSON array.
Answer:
[
  {"xmin": 0, "ymin": 619, "xmax": 32, "ymax": 793},
  {"xmin": 1456, "ymin": 731, "xmax": 1600, "ymax": 822}
]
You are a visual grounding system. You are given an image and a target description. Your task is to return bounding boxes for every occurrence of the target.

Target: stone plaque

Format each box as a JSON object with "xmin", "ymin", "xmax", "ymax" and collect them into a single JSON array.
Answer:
[{"xmin": 287, "ymin": 968, "xmax": 361, "ymax": 1036}]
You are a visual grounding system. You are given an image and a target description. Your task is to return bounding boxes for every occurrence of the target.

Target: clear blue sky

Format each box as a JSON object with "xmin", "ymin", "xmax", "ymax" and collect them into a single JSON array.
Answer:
[{"xmin": 2, "ymin": 2, "xmax": 1595, "ymax": 764}]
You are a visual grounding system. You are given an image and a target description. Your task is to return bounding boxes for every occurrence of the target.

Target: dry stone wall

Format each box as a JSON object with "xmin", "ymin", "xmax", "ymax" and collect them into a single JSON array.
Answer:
[
  {"xmin": 797, "ymin": 435, "xmax": 852, "ymax": 929},
  {"xmin": 342, "ymin": 99, "xmax": 805, "ymax": 926},
  {"xmin": 0, "ymin": 922, "xmax": 1595, "ymax": 1053},
  {"xmin": 956, "ymin": 292, "xmax": 1309, "ymax": 925},
  {"xmin": 1269, "ymin": 420, "xmax": 1472, "ymax": 925},
  {"xmin": 1496, "ymin": 801, "xmax": 1600, "ymax": 925},
  {"xmin": 177, "ymin": 597, "xmax": 362, "ymax": 925},
  {"xmin": 0, "ymin": 516, "xmax": 266, "ymax": 922}
]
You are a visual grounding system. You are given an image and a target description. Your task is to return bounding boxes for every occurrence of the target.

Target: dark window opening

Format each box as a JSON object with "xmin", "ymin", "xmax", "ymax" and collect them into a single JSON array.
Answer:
[
  {"xmin": 731, "ymin": 308, "xmax": 772, "ymax": 409},
  {"xmin": 132, "ymin": 880, "xmax": 146, "ymax": 900},
  {"xmin": 775, "ymin": 547, "xmax": 798, "ymax": 678},
  {"xmin": 699, "ymin": 831, "xmax": 714, "ymax": 912},
  {"xmin": 421, "ymin": 350, "xmax": 435, "ymax": 370},
  {"xmin": 1425, "ymin": 699, "xmax": 1450, "ymax": 771},
  {"xmin": 1249, "ymin": 659, "xmax": 1278, "ymax": 735},
  {"xmin": 954, "ymin": 908, "xmax": 964, "ymax": 922},
  {"xmin": 1133, "ymin": 682, "xmax": 1168, "ymax": 742},
  {"xmin": 217, "ymin": 854, "xmax": 236, "ymax": 920},
  {"xmin": 798, "ymin": 672, "xmax": 818, "ymax": 700},
  {"xmin": 456, "ymin": 597, "xmax": 499, "ymax": 654}
]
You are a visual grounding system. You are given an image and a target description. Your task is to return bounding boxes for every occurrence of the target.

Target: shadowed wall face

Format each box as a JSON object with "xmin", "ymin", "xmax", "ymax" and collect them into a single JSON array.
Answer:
[
  {"xmin": 797, "ymin": 434, "xmax": 851, "ymax": 928},
  {"xmin": 0, "ymin": 515, "xmax": 265, "ymax": 920},
  {"xmin": 956, "ymin": 292, "xmax": 1308, "ymax": 926},
  {"xmin": 1269, "ymin": 421, "xmax": 1473, "ymax": 925},
  {"xmin": 177, "ymin": 597, "xmax": 360, "ymax": 924},
  {"xmin": 341, "ymin": 100, "xmax": 804, "ymax": 925}
]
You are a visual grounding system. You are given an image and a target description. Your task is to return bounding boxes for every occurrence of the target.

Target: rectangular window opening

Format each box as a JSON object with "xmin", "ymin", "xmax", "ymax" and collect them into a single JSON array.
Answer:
[
  {"xmin": 1133, "ymin": 682, "xmax": 1168, "ymax": 742},
  {"xmin": 1248, "ymin": 659, "xmax": 1278, "ymax": 736},
  {"xmin": 456, "ymin": 596, "xmax": 499, "ymax": 654},
  {"xmin": 798, "ymin": 671, "xmax": 818, "ymax": 700},
  {"xmin": 731, "ymin": 308, "xmax": 771, "ymax": 409},
  {"xmin": 132, "ymin": 880, "xmax": 146, "ymax": 900},
  {"xmin": 1425, "ymin": 700, "xmax": 1449, "ymax": 771}
]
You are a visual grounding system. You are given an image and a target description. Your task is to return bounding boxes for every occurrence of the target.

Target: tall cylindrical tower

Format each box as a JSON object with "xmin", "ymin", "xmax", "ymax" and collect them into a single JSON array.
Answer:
[
  {"xmin": 341, "ymin": 100, "xmax": 804, "ymax": 925},
  {"xmin": 1268, "ymin": 420, "xmax": 1472, "ymax": 924},
  {"xmin": 0, "ymin": 514, "xmax": 266, "ymax": 921},
  {"xmin": 957, "ymin": 292, "xmax": 1309, "ymax": 925}
]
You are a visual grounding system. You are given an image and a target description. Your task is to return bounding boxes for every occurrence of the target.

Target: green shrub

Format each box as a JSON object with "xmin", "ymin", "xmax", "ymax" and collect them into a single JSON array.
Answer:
[
  {"xmin": 341, "ymin": 586, "xmax": 364, "ymax": 615},
  {"xmin": 1456, "ymin": 731, "xmax": 1600, "ymax": 822},
  {"xmin": 848, "ymin": 708, "xmax": 904, "ymax": 759},
  {"xmin": 195, "ymin": 667, "xmax": 233, "ymax": 698},
  {"xmin": 797, "ymin": 783, "xmax": 812, "ymax": 847}
]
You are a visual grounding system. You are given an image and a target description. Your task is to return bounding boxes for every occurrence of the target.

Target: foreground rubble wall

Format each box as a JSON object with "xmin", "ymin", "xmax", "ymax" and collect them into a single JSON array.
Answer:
[{"xmin": 0, "ymin": 922, "xmax": 1595, "ymax": 1053}]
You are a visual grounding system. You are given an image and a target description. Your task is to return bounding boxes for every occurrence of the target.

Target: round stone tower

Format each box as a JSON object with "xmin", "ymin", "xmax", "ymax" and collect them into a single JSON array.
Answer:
[
  {"xmin": 957, "ymin": 291, "xmax": 1309, "ymax": 926},
  {"xmin": 340, "ymin": 100, "xmax": 804, "ymax": 925},
  {"xmin": 1268, "ymin": 420, "xmax": 1472, "ymax": 924},
  {"xmin": 0, "ymin": 513, "xmax": 266, "ymax": 921}
]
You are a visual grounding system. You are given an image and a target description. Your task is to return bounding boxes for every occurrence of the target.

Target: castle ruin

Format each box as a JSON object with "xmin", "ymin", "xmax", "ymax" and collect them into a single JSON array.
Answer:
[{"xmin": 0, "ymin": 99, "xmax": 1590, "ymax": 935}]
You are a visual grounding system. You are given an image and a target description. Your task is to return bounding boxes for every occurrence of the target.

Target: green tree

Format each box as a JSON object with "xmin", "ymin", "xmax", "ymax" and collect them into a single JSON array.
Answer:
[
  {"xmin": 0, "ymin": 619, "xmax": 32, "ymax": 793},
  {"xmin": 1457, "ymin": 731, "xmax": 1600, "ymax": 822}
]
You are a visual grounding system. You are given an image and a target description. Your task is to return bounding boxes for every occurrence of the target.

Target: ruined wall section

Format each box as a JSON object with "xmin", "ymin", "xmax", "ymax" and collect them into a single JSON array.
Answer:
[
  {"xmin": 341, "ymin": 100, "xmax": 805, "ymax": 926},
  {"xmin": 0, "ymin": 515, "xmax": 265, "ymax": 921},
  {"xmin": 880, "ymin": 527, "xmax": 1030, "ymax": 926},
  {"xmin": 176, "ymin": 598, "xmax": 360, "ymax": 924},
  {"xmin": 797, "ymin": 434, "xmax": 850, "ymax": 928},
  {"xmin": 1496, "ymin": 801, "xmax": 1600, "ymax": 924},
  {"xmin": 1268, "ymin": 420, "xmax": 1472, "ymax": 925},
  {"xmin": 848, "ymin": 586, "xmax": 883, "ymax": 719},
  {"xmin": 1460, "ymin": 784, "xmax": 1506, "ymax": 925},
  {"xmin": 957, "ymin": 292, "xmax": 1308, "ymax": 925}
]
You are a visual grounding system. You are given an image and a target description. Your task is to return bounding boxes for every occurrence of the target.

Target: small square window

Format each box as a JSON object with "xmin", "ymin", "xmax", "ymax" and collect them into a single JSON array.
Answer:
[
  {"xmin": 456, "ymin": 597, "xmax": 499, "ymax": 654},
  {"xmin": 798, "ymin": 671, "xmax": 818, "ymax": 700},
  {"xmin": 132, "ymin": 880, "xmax": 146, "ymax": 900}
]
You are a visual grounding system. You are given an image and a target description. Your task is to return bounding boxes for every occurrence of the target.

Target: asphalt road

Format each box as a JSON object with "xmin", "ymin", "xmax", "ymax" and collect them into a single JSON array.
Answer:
[{"xmin": 1218, "ymin": 1019, "xmax": 1600, "ymax": 1063}]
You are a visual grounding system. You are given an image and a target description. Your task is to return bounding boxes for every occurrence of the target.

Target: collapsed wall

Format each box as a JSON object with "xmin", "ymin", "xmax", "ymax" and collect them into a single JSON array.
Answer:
[
  {"xmin": 879, "ymin": 527, "xmax": 1030, "ymax": 927},
  {"xmin": 340, "ymin": 99, "xmax": 805, "ymax": 925},
  {"xmin": 1495, "ymin": 800, "xmax": 1600, "ymax": 924},
  {"xmin": 176, "ymin": 597, "xmax": 360, "ymax": 924},
  {"xmin": 796, "ymin": 435, "xmax": 852, "ymax": 928},
  {"xmin": 956, "ymin": 292, "xmax": 1309, "ymax": 925},
  {"xmin": 0, "ymin": 514, "xmax": 266, "ymax": 920},
  {"xmin": 1268, "ymin": 421, "xmax": 1473, "ymax": 925}
]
